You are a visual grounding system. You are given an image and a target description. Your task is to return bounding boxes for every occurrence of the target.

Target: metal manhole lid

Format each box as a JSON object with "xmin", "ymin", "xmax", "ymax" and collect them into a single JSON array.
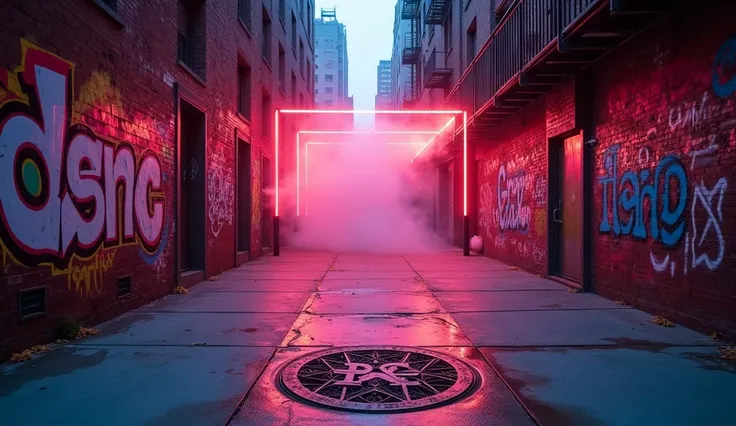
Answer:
[{"xmin": 277, "ymin": 346, "xmax": 479, "ymax": 413}]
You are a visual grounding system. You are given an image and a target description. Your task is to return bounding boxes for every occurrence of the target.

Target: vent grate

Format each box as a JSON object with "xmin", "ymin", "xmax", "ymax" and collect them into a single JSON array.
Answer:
[
  {"xmin": 19, "ymin": 287, "xmax": 47, "ymax": 320},
  {"xmin": 117, "ymin": 276, "xmax": 132, "ymax": 297}
]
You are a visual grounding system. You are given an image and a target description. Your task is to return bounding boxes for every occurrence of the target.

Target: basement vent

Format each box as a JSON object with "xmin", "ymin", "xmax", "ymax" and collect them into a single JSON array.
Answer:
[
  {"xmin": 117, "ymin": 276, "xmax": 132, "ymax": 297},
  {"xmin": 19, "ymin": 287, "xmax": 47, "ymax": 320}
]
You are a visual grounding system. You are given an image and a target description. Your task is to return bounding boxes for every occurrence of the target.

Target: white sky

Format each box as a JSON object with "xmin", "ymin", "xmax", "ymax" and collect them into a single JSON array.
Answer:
[{"xmin": 314, "ymin": 1, "xmax": 396, "ymax": 110}]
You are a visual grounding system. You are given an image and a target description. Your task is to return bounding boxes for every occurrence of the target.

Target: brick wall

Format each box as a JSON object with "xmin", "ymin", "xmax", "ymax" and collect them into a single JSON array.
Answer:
[
  {"xmin": 475, "ymin": 98, "xmax": 548, "ymax": 275},
  {"xmin": 0, "ymin": 0, "xmax": 312, "ymax": 360},
  {"xmin": 589, "ymin": 5, "xmax": 736, "ymax": 338},
  {"xmin": 469, "ymin": 3, "xmax": 736, "ymax": 339}
]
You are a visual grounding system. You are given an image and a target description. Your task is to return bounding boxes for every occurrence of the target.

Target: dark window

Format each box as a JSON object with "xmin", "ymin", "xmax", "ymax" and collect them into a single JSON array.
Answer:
[
  {"xmin": 291, "ymin": 13, "xmax": 297, "ymax": 55},
  {"xmin": 238, "ymin": 0, "xmax": 251, "ymax": 29},
  {"xmin": 443, "ymin": 6, "xmax": 453, "ymax": 51},
  {"xmin": 262, "ymin": 91, "xmax": 272, "ymax": 139},
  {"xmin": 325, "ymin": 74, "xmax": 333, "ymax": 82},
  {"xmin": 307, "ymin": 2, "xmax": 312, "ymax": 41},
  {"xmin": 306, "ymin": 58, "xmax": 312, "ymax": 91},
  {"xmin": 325, "ymin": 87, "xmax": 333, "ymax": 94},
  {"xmin": 262, "ymin": 8, "xmax": 272, "ymax": 64},
  {"xmin": 178, "ymin": 0, "xmax": 206, "ymax": 79},
  {"xmin": 467, "ymin": 19, "xmax": 477, "ymax": 67},
  {"xmin": 299, "ymin": 38, "xmax": 305, "ymax": 75},
  {"xmin": 291, "ymin": 71, "xmax": 297, "ymax": 103},
  {"xmin": 278, "ymin": 44, "xmax": 286, "ymax": 93},
  {"xmin": 238, "ymin": 61, "xmax": 252, "ymax": 119},
  {"xmin": 279, "ymin": 0, "xmax": 286, "ymax": 24}
]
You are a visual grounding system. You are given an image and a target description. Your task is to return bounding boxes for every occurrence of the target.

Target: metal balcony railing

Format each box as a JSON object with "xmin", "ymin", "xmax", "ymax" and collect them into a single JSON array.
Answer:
[
  {"xmin": 401, "ymin": 0, "xmax": 419, "ymax": 19},
  {"xmin": 426, "ymin": 0, "xmax": 450, "ymax": 25},
  {"xmin": 424, "ymin": 50, "xmax": 452, "ymax": 89},
  {"xmin": 402, "ymin": 32, "xmax": 420, "ymax": 64},
  {"xmin": 444, "ymin": 0, "xmax": 601, "ymax": 116}
]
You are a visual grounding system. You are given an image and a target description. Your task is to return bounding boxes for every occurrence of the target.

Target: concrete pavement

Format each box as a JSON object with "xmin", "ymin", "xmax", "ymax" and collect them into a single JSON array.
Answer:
[{"xmin": 1, "ymin": 249, "xmax": 734, "ymax": 426}]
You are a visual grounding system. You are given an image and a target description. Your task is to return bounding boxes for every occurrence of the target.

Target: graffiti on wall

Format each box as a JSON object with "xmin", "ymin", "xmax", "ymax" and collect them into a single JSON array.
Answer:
[
  {"xmin": 478, "ymin": 152, "xmax": 546, "ymax": 265},
  {"xmin": 208, "ymin": 168, "xmax": 234, "ymax": 238},
  {"xmin": 598, "ymin": 36, "xmax": 734, "ymax": 277},
  {"xmin": 497, "ymin": 165, "xmax": 532, "ymax": 232},
  {"xmin": 0, "ymin": 40, "xmax": 166, "ymax": 294}
]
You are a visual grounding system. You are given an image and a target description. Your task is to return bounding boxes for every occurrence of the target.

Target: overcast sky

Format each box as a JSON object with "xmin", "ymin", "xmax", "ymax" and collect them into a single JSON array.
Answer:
[{"xmin": 314, "ymin": 1, "xmax": 396, "ymax": 111}]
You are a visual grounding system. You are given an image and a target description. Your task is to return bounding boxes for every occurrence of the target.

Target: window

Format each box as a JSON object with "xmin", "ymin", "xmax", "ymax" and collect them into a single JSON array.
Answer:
[
  {"xmin": 291, "ymin": 71, "xmax": 297, "ymax": 103},
  {"xmin": 237, "ymin": 61, "xmax": 251, "ymax": 119},
  {"xmin": 279, "ymin": 0, "xmax": 286, "ymax": 24},
  {"xmin": 262, "ymin": 7, "xmax": 272, "ymax": 64},
  {"xmin": 278, "ymin": 44, "xmax": 286, "ymax": 92},
  {"xmin": 307, "ymin": 2, "xmax": 312, "ymax": 41},
  {"xmin": 315, "ymin": 74, "xmax": 318, "ymax": 82},
  {"xmin": 306, "ymin": 58, "xmax": 312, "ymax": 90},
  {"xmin": 238, "ymin": 0, "xmax": 251, "ymax": 29},
  {"xmin": 291, "ymin": 13, "xmax": 297, "ymax": 55},
  {"xmin": 443, "ymin": 6, "xmax": 453, "ymax": 51},
  {"xmin": 325, "ymin": 74, "xmax": 333, "ymax": 82},
  {"xmin": 262, "ymin": 91, "xmax": 272, "ymax": 139},
  {"xmin": 467, "ymin": 19, "xmax": 477, "ymax": 67},
  {"xmin": 178, "ymin": 0, "xmax": 206, "ymax": 79},
  {"xmin": 325, "ymin": 99, "xmax": 333, "ymax": 106},
  {"xmin": 299, "ymin": 38, "xmax": 305, "ymax": 76},
  {"xmin": 325, "ymin": 87, "xmax": 333, "ymax": 94}
]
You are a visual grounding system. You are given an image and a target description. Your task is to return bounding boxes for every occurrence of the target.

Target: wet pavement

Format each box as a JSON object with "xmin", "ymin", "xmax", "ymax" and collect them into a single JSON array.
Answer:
[{"xmin": 1, "ymin": 249, "xmax": 735, "ymax": 426}]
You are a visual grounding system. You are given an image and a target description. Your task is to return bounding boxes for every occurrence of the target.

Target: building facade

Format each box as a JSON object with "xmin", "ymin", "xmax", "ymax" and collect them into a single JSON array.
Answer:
[
  {"xmin": 375, "ymin": 60, "xmax": 393, "ymax": 109},
  {"xmin": 410, "ymin": 0, "xmax": 736, "ymax": 340},
  {"xmin": 0, "ymin": 0, "xmax": 314, "ymax": 359},
  {"xmin": 314, "ymin": 8, "xmax": 351, "ymax": 109}
]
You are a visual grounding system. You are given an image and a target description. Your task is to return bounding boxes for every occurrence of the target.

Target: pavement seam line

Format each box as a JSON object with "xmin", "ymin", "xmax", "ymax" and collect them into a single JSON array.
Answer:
[
  {"xmin": 401, "ymin": 254, "xmax": 544, "ymax": 426},
  {"xmin": 224, "ymin": 253, "xmax": 339, "ymax": 424}
]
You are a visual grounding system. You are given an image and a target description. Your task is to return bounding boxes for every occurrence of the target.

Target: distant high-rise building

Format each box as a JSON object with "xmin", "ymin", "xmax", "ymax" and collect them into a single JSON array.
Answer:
[
  {"xmin": 314, "ymin": 8, "xmax": 350, "ymax": 109},
  {"xmin": 375, "ymin": 60, "xmax": 392, "ymax": 109}
]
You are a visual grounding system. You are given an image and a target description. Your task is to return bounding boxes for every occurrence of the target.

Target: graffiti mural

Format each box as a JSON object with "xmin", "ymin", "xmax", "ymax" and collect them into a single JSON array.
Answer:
[
  {"xmin": 0, "ymin": 40, "xmax": 166, "ymax": 293},
  {"xmin": 598, "ymin": 36, "xmax": 734, "ymax": 277},
  {"xmin": 598, "ymin": 144, "xmax": 688, "ymax": 247},
  {"xmin": 497, "ymin": 164, "xmax": 532, "ymax": 232},
  {"xmin": 208, "ymin": 168, "xmax": 234, "ymax": 238}
]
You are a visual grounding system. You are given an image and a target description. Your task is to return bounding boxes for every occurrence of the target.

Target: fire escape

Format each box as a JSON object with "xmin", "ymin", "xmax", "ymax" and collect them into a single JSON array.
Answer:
[
  {"xmin": 401, "ymin": 0, "xmax": 420, "ymax": 107},
  {"xmin": 423, "ymin": 0, "xmax": 452, "ymax": 89}
]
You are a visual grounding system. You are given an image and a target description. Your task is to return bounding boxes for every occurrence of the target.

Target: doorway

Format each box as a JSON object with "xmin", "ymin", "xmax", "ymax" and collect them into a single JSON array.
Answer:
[
  {"xmin": 550, "ymin": 132, "xmax": 583, "ymax": 283},
  {"xmin": 178, "ymin": 98, "xmax": 206, "ymax": 281},
  {"xmin": 437, "ymin": 160, "xmax": 453, "ymax": 244},
  {"xmin": 236, "ymin": 136, "xmax": 251, "ymax": 265},
  {"xmin": 261, "ymin": 155, "xmax": 272, "ymax": 253}
]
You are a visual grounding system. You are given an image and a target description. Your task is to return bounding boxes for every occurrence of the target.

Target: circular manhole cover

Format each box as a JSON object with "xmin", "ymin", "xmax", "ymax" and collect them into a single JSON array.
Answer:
[{"xmin": 277, "ymin": 346, "xmax": 479, "ymax": 413}]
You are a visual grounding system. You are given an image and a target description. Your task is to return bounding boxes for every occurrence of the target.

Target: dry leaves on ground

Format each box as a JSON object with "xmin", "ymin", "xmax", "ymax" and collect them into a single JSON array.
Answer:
[
  {"xmin": 652, "ymin": 315, "xmax": 675, "ymax": 327},
  {"xmin": 173, "ymin": 285, "xmax": 189, "ymax": 295}
]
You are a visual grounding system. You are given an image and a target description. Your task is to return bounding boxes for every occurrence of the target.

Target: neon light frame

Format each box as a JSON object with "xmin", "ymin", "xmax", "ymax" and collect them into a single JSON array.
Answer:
[
  {"xmin": 296, "ymin": 130, "xmax": 442, "ymax": 216},
  {"xmin": 302, "ymin": 141, "xmax": 426, "ymax": 216},
  {"xmin": 274, "ymin": 109, "xmax": 469, "ymax": 255}
]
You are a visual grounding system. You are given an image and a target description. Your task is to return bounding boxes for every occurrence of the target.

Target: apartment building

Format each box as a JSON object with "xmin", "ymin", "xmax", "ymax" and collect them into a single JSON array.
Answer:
[
  {"xmin": 314, "ymin": 7, "xmax": 351, "ymax": 108},
  {"xmin": 405, "ymin": 0, "xmax": 736, "ymax": 341},
  {"xmin": 375, "ymin": 59, "xmax": 393, "ymax": 109},
  {"xmin": 0, "ymin": 0, "xmax": 314, "ymax": 359}
]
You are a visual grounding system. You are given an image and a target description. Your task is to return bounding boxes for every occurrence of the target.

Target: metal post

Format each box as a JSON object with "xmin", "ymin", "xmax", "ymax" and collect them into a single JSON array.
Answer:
[
  {"xmin": 463, "ymin": 215, "xmax": 470, "ymax": 256},
  {"xmin": 273, "ymin": 216, "xmax": 280, "ymax": 256}
]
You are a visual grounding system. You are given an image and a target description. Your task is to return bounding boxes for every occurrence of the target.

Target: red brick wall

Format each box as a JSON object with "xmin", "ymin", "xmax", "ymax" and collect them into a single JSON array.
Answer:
[
  {"xmin": 590, "ymin": 6, "xmax": 736, "ymax": 338},
  {"xmin": 0, "ymin": 0, "xmax": 312, "ymax": 359},
  {"xmin": 475, "ymin": 98, "xmax": 548, "ymax": 275}
]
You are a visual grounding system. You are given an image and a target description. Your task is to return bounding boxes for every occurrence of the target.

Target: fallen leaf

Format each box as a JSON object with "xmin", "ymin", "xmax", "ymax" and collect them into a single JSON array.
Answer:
[
  {"xmin": 719, "ymin": 347, "xmax": 736, "ymax": 361},
  {"xmin": 652, "ymin": 315, "xmax": 675, "ymax": 327},
  {"xmin": 173, "ymin": 285, "xmax": 189, "ymax": 295}
]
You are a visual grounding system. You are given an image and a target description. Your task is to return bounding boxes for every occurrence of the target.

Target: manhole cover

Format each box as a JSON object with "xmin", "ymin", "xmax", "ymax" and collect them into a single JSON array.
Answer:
[{"xmin": 277, "ymin": 346, "xmax": 479, "ymax": 413}]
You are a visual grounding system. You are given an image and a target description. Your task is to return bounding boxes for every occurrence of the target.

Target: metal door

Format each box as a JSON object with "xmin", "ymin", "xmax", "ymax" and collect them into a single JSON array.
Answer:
[{"xmin": 558, "ymin": 133, "xmax": 583, "ymax": 281}]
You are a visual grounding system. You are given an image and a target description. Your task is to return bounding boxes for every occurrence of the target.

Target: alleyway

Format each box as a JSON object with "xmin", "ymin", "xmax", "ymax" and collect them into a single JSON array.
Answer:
[{"xmin": 1, "ymin": 249, "xmax": 734, "ymax": 426}]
